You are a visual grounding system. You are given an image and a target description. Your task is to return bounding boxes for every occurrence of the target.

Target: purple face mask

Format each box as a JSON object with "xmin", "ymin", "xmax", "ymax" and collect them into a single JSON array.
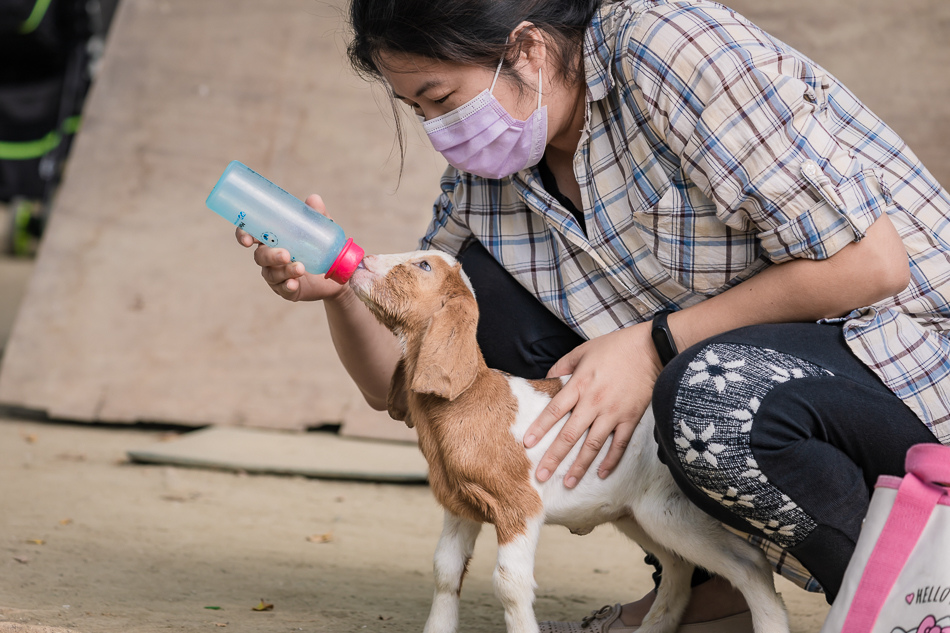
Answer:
[{"xmin": 421, "ymin": 57, "xmax": 547, "ymax": 180}]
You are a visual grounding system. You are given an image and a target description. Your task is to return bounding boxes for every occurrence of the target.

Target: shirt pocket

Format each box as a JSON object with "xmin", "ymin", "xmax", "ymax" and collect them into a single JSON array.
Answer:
[{"xmin": 630, "ymin": 182, "xmax": 767, "ymax": 296}]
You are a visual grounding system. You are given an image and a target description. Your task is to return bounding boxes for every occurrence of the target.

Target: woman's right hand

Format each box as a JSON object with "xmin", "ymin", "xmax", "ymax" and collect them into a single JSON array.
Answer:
[{"xmin": 235, "ymin": 194, "xmax": 347, "ymax": 302}]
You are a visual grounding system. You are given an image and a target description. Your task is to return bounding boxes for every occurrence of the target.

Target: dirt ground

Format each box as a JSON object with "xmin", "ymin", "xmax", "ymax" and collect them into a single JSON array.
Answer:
[{"xmin": 0, "ymin": 419, "xmax": 830, "ymax": 633}]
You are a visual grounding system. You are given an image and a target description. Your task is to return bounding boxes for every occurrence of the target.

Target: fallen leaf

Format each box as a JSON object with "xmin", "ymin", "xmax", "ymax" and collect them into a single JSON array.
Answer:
[
  {"xmin": 26, "ymin": 539, "xmax": 45, "ymax": 545},
  {"xmin": 252, "ymin": 600, "xmax": 274, "ymax": 612},
  {"xmin": 59, "ymin": 519, "xmax": 73, "ymax": 526},
  {"xmin": 306, "ymin": 532, "xmax": 333, "ymax": 543},
  {"xmin": 214, "ymin": 623, "xmax": 228, "ymax": 627},
  {"xmin": 204, "ymin": 606, "xmax": 222, "ymax": 610},
  {"xmin": 56, "ymin": 453, "xmax": 86, "ymax": 462},
  {"xmin": 21, "ymin": 433, "xmax": 37, "ymax": 444},
  {"xmin": 13, "ymin": 556, "xmax": 30, "ymax": 564},
  {"xmin": 378, "ymin": 615, "xmax": 393, "ymax": 621},
  {"xmin": 161, "ymin": 493, "xmax": 201, "ymax": 502}
]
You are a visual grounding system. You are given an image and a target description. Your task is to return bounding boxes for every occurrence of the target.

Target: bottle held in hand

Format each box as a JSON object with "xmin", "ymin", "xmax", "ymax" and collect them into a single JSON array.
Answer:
[{"xmin": 206, "ymin": 160, "xmax": 364, "ymax": 283}]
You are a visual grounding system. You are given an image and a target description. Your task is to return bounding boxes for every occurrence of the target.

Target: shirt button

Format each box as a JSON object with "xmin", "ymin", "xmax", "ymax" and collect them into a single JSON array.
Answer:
[{"xmin": 801, "ymin": 160, "xmax": 820, "ymax": 178}]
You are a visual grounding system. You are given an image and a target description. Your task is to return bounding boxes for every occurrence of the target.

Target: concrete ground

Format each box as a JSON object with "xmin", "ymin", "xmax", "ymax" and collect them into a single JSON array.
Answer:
[{"xmin": 0, "ymin": 419, "xmax": 831, "ymax": 633}]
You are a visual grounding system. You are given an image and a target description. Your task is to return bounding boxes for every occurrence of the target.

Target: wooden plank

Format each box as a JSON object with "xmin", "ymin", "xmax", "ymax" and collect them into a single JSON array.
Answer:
[
  {"xmin": 0, "ymin": 0, "xmax": 443, "ymax": 435},
  {"xmin": 127, "ymin": 426, "xmax": 428, "ymax": 482},
  {"xmin": 339, "ymin": 403, "xmax": 417, "ymax": 443}
]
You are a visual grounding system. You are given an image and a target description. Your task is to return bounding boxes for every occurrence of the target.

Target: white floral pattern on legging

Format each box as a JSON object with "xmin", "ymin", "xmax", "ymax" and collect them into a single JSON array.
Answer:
[{"xmin": 671, "ymin": 344, "xmax": 834, "ymax": 548}]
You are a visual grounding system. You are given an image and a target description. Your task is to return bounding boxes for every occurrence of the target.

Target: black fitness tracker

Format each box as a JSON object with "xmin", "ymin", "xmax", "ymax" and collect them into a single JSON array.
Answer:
[{"xmin": 651, "ymin": 310, "xmax": 679, "ymax": 367}]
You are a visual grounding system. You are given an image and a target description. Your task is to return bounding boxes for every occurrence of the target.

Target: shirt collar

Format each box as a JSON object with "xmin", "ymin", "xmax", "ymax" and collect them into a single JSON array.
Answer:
[{"xmin": 583, "ymin": 1, "xmax": 621, "ymax": 102}]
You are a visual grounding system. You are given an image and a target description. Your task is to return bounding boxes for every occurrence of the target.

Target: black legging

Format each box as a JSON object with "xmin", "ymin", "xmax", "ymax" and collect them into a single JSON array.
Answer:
[
  {"xmin": 652, "ymin": 323, "xmax": 938, "ymax": 601},
  {"xmin": 459, "ymin": 240, "xmax": 585, "ymax": 378},
  {"xmin": 457, "ymin": 241, "xmax": 939, "ymax": 602}
]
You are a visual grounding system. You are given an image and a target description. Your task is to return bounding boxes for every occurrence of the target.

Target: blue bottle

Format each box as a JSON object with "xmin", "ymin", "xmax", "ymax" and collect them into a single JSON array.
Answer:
[{"xmin": 206, "ymin": 161, "xmax": 364, "ymax": 283}]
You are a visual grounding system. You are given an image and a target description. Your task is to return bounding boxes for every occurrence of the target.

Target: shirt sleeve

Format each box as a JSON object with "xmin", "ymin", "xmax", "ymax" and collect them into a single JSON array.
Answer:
[
  {"xmin": 418, "ymin": 165, "xmax": 475, "ymax": 257},
  {"xmin": 621, "ymin": 2, "xmax": 889, "ymax": 264}
]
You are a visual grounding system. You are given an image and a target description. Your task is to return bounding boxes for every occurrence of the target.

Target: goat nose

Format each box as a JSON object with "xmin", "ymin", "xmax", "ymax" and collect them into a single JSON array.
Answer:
[{"xmin": 359, "ymin": 255, "xmax": 380, "ymax": 273}]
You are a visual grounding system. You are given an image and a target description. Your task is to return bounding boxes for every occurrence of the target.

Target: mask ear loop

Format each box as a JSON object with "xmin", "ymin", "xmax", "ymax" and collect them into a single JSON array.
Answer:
[
  {"xmin": 536, "ymin": 67, "xmax": 543, "ymax": 109},
  {"xmin": 489, "ymin": 38, "xmax": 542, "ymax": 110},
  {"xmin": 489, "ymin": 55, "xmax": 505, "ymax": 94}
]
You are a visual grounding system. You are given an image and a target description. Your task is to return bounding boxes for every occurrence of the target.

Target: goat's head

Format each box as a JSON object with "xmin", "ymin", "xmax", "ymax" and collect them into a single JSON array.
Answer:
[{"xmin": 349, "ymin": 250, "xmax": 481, "ymax": 402}]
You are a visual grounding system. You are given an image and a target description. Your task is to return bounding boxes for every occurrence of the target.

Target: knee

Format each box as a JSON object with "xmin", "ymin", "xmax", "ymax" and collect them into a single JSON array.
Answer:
[
  {"xmin": 651, "ymin": 340, "xmax": 754, "ymax": 499},
  {"xmin": 651, "ymin": 345, "xmax": 700, "ymax": 470},
  {"xmin": 650, "ymin": 339, "xmax": 828, "ymax": 549}
]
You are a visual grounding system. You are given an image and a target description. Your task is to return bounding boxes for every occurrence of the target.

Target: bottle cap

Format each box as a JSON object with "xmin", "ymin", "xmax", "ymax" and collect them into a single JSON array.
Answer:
[{"xmin": 325, "ymin": 238, "xmax": 365, "ymax": 284}]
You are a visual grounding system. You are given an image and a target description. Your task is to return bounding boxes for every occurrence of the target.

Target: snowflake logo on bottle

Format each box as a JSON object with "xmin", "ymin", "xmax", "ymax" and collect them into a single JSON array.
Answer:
[{"xmin": 260, "ymin": 232, "xmax": 278, "ymax": 247}]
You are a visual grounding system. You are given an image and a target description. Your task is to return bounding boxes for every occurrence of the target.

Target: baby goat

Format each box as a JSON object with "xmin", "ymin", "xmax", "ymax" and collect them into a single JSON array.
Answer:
[{"xmin": 348, "ymin": 250, "xmax": 789, "ymax": 633}]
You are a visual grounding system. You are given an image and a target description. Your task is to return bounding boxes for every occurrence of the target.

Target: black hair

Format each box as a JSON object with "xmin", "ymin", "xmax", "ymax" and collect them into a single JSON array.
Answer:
[{"xmin": 346, "ymin": 0, "xmax": 602, "ymax": 173}]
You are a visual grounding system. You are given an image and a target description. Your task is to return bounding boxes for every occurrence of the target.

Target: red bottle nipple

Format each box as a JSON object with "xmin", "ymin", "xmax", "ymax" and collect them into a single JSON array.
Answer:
[{"xmin": 325, "ymin": 238, "xmax": 365, "ymax": 284}]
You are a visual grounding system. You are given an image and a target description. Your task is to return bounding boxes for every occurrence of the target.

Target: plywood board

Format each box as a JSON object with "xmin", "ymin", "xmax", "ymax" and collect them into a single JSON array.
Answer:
[
  {"xmin": 0, "ymin": 0, "xmax": 443, "ymax": 438},
  {"xmin": 0, "ymin": 0, "xmax": 946, "ymax": 439},
  {"xmin": 127, "ymin": 426, "xmax": 428, "ymax": 483}
]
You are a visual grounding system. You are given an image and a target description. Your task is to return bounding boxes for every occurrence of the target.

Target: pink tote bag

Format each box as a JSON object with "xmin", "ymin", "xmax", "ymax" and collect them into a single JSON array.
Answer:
[{"xmin": 820, "ymin": 443, "xmax": 950, "ymax": 633}]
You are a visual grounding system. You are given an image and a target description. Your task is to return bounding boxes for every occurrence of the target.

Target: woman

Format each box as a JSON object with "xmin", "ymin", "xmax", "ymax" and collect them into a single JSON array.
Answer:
[{"xmin": 238, "ymin": 0, "xmax": 950, "ymax": 630}]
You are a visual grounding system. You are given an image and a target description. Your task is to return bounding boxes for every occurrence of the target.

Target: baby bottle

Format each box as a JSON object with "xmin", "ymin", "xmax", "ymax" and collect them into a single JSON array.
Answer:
[{"xmin": 206, "ymin": 160, "xmax": 364, "ymax": 284}]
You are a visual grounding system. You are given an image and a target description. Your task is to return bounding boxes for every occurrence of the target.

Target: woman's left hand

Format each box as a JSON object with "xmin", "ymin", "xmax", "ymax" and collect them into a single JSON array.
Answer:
[{"xmin": 524, "ymin": 321, "xmax": 663, "ymax": 488}]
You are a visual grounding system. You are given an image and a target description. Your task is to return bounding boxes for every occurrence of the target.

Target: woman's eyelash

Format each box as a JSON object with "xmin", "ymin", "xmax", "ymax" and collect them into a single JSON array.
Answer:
[{"xmin": 401, "ymin": 94, "xmax": 451, "ymax": 116}]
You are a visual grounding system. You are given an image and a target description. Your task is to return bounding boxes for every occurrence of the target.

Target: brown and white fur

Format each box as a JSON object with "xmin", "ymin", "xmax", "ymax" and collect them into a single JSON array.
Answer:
[{"xmin": 348, "ymin": 250, "xmax": 789, "ymax": 633}]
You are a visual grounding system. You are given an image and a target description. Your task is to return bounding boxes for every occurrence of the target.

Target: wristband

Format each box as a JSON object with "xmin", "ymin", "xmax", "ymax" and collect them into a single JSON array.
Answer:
[{"xmin": 650, "ymin": 310, "xmax": 679, "ymax": 367}]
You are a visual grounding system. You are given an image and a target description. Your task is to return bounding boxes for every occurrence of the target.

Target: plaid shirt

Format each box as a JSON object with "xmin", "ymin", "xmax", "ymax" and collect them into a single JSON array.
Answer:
[{"xmin": 420, "ymin": 0, "xmax": 950, "ymax": 590}]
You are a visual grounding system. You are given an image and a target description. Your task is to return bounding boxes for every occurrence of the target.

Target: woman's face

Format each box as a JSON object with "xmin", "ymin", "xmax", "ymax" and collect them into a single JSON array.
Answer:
[
  {"xmin": 379, "ymin": 52, "xmax": 540, "ymax": 124},
  {"xmin": 378, "ymin": 42, "xmax": 587, "ymax": 160}
]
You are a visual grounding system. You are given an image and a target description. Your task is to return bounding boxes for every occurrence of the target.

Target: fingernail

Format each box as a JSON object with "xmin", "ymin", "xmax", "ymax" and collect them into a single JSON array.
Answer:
[
  {"xmin": 524, "ymin": 434, "xmax": 536, "ymax": 447},
  {"xmin": 598, "ymin": 469, "xmax": 608, "ymax": 479},
  {"xmin": 537, "ymin": 468, "xmax": 550, "ymax": 482},
  {"xmin": 565, "ymin": 476, "xmax": 577, "ymax": 489}
]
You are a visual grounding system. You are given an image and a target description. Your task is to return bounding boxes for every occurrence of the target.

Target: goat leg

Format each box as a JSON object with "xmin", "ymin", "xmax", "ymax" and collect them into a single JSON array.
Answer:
[
  {"xmin": 423, "ymin": 512, "xmax": 482, "ymax": 633},
  {"xmin": 685, "ymin": 533, "xmax": 789, "ymax": 633},
  {"xmin": 614, "ymin": 517, "xmax": 692, "ymax": 633},
  {"xmin": 493, "ymin": 515, "xmax": 544, "ymax": 633}
]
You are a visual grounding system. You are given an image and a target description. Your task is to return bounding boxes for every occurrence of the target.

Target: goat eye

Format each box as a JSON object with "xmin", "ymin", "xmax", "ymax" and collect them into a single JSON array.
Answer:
[{"xmin": 416, "ymin": 261, "xmax": 431, "ymax": 272}]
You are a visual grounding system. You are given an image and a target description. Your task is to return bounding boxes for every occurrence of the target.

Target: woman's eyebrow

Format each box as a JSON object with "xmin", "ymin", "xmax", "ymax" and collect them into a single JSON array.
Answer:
[{"xmin": 392, "ymin": 79, "xmax": 444, "ymax": 100}]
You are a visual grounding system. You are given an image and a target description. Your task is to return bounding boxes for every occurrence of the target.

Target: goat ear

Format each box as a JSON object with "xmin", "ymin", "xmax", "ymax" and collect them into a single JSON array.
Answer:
[
  {"xmin": 387, "ymin": 357, "xmax": 412, "ymax": 427},
  {"xmin": 410, "ymin": 295, "xmax": 479, "ymax": 401}
]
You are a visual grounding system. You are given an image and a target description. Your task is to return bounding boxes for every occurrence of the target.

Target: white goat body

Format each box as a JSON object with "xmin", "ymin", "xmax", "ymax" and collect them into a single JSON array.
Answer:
[{"xmin": 348, "ymin": 250, "xmax": 789, "ymax": 633}]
